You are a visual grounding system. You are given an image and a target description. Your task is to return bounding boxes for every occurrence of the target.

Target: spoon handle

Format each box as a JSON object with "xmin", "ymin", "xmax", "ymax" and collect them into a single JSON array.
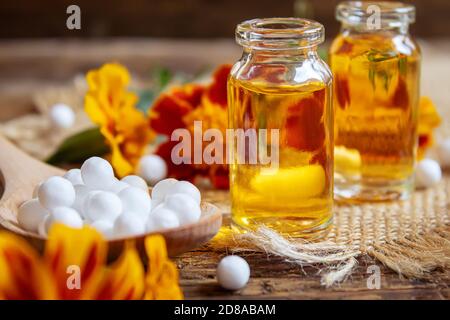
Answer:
[{"xmin": 0, "ymin": 134, "xmax": 63, "ymax": 205}]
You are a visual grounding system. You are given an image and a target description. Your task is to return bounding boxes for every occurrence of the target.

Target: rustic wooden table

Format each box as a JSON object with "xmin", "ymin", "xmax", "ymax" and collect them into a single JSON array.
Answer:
[{"xmin": 0, "ymin": 39, "xmax": 449, "ymax": 300}]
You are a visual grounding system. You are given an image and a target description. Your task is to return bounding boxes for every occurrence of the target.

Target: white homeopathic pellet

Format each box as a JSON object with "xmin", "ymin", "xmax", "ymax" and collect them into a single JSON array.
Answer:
[
  {"xmin": 166, "ymin": 181, "xmax": 201, "ymax": 204},
  {"xmin": 138, "ymin": 154, "xmax": 168, "ymax": 185},
  {"xmin": 47, "ymin": 207, "xmax": 83, "ymax": 230},
  {"xmin": 108, "ymin": 178, "xmax": 129, "ymax": 194},
  {"xmin": 121, "ymin": 175, "xmax": 148, "ymax": 191},
  {"xmin": 38, "ymin": 176, "xmax": 76, "ymax": 210},
  {"xmin": 415, "ymin": 159, "xmax": 442, "ymax": 188},
  {"xmin": 17, "ymin": 199, "xmax": 48, "ymax": 232},
  {"xmin": 436, "ymin": 138, "xmax": 450, "ymax": 168},
  {"xmin": 216, "ymin": 255, "xmax": 250, "ymax": 290},
  {"xmin": 49, "ymin": 103, "xmax": 75, "ymax": 129},
  {"xmin": 165, "ymin": 193, "xmax": 201, "ymax": 225},
  {"xmin": 84, "ymin": 191, "xmax": 122, "ymax": 221},
  {"xmin": 72, "ymin": 184, "xmax": 92, "ymax": 218},
  {"xmin": 113, "ymin": 211, "xmax": 146, "ymax": 238},
  {"xmin": 81, "ymin": 157, "xmax": 115, "ymax": 189},
  {"xmin": 146, "ymin": 206, "xmax": 179, "ymax": 232},
  {"xmin": 38, "ymin": 215, "xmax": 50, "ymax": 237},
  {"xmin": 90, "ymin": 220, "xmax": 114, "ymax": 237},
  {"xmin": 151, "ymin": 178, "xmax": 178, "ymax": 207},
  {"xmin": 63, "ymin": 168, "xmax": 84, "ymax": 185},
  {"xmin": 118, "ymin": 187, "xmax": 151, "ymax": 220}
]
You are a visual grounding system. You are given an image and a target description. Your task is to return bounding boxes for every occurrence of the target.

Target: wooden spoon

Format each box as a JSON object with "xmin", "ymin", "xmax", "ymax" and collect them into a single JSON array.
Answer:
[{"xmin": 0, "ymin": 135, "xmax": 222, "ymax": 257}]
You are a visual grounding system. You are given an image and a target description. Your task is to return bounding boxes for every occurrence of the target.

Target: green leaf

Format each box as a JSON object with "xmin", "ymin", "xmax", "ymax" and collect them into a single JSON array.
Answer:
[
  {"xmin": 135, "ymin": 67, "xmax": 173, "ymax": 113},
  {"xmin": 368, "ymin": 68, "xmax": 376, "ymax": 90},
  {"xmin": 154, "ymin": 67, "xmax": 172, "ymax": 89},
  {"xmin": 46, "ymin": 127, "xmax": 109, "ymax": 165},
  {"xmin": 136, "ymin": 90, "xmax": 155, "ymax": 112},
  {"xmin": 398, "ymin": 56, "xmax": 407, "ymax": 76}
]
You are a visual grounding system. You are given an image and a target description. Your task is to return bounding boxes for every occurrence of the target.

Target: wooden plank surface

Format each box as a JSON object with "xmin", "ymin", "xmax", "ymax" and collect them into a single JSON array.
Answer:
[
  {"xmin": 176, "ymin": 190, "xmax": 449, "ymax": 300},
  {"xmin": 0, "ymin": 39, "xmax": 449, "ymax": 300}
]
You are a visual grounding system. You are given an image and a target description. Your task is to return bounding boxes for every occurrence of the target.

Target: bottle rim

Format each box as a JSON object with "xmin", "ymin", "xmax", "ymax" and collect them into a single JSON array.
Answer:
[
  {"xmin": 236, "ymin": 17, "xmax": 324, "ymax": 50},
  {"xmin": 336, "ymin": 1, "xmax": 415, "ymax": 27}
]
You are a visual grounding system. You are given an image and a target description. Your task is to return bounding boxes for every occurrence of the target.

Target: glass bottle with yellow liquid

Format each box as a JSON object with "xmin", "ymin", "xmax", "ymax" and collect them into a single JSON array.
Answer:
[
  {"xmin": 330, "ymin": 1, "xmax": 420, "ymax": 201},
  {"xmin": 228, "ymin": 18, "xmax": 333, "ymax": 238}
]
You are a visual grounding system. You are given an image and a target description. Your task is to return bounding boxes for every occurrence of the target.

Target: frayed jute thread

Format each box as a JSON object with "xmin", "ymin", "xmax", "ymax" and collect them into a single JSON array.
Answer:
[
  {"xmin": 369, "ymin": 227, "xmax": 450, "ymax": 281},
  {"xmin": 209, "ymin": 225, "xmax": 450, "ymax": 287},
  {"xmin": 209, "ymin": 226, "xmax": 360, "ymax": 287}
]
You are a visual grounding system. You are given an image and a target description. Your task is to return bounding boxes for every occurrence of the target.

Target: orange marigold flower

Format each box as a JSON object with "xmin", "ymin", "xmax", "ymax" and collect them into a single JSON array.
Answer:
[
  {"xmin": 0, "ymin": 225, "xmax": 182, "ymax": 300},
  {"xmin": 150, "ymin": 84, "xmax": 205, "ymax": 136},
  {"xmin": 143, "ymin": 235, "xmax": 183, "ymax": 300},
  {"xmin": 418, "ymin": 96, "xmax": 441, "ymax": 159},
  {"xmin": 85, "ymin": 63, "xmax": 155, "ymax": 177},
  {"xmin": 150, "ymin": 65, "xmax": 231, "ymax": 188}
]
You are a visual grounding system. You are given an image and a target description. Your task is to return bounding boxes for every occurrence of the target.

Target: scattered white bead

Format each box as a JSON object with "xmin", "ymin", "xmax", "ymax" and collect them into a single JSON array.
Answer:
[
  {"xmin": 121, "ymin": 175, "xmax": 148, "ymax": 191},
  {"xmin": 151, "ymin": 178, "xmax": 178, "ymax": 207},
  {"xmin": 138, "ymin": 154, "xmax": 167, "ymax": 185},
  {"xmin": 90, "ymin": 220, "xmax": 114, "ymax": 237},
  {"xmin": 436, "ymin": 138, "xmax": 450, "ymax": 168},
  {"xmin": 49, "ymin": 103, "xmax": 75, "ymax": 129},
  {"xmin": 217, "ymin": 256, "xmax": 250, "ymax": 290},
  {"xmin": 84, "ymin": 191, "xmax": 122, "ymax": 221},
  {"xmin": 72, "ymin": 184, "xmax": 91, "ymax": 218},
  {"xmin": 416, "ymin": 159, "xmax": 442, "ymax": 189},
  {"xmin": 81, "ymin": 157, "xmax": 115, "ymax": 189},
  {"xmin": 146, "ymin": 206, "xmax": 179, "ymax": 232},
  {"xmin": 18, "ymin": 199, "xmax": 48, "ymax": 232},
  {"xmin": 118, "ymin": 187, "xmax": 151, "ymax": 220},
  {"xmin": 165, "ymin": 193, "xmax": 201, "ymax": 225},
  {"xmin": 63, "ymin": 168, "xmax": 84, "ymax": 185},
  {"xmin": 38, "ymin": 176, "xmax": 75, "ymax": 210},
  {"xmin": 108, "ymin": 178, "xmax": 129, "ymax": 194},
  {"xmin": 166, "ymin": 181, "xmax": 201, "ymax": 204},
  {"xmin": 47, "ymin": 207, "xmax": 83, "ymax": 230},
  {"xmin": 113, "ymin": 212, "xmax": 146, "ymax": 238}
]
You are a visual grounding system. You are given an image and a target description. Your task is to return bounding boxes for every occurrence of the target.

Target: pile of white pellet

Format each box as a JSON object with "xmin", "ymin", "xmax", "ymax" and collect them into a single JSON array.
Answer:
[{"xmin": 18, "ymin": 157, "xmax": 202, "ymax": 239}]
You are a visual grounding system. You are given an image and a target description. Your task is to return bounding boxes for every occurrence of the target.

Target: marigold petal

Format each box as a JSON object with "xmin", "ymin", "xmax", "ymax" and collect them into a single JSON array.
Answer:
[
  {"xmin": 0, "ymin": 232, "xmax": 57, "ymax": 300},
  {"xmin": 155, "ymin": 140, "xmax": 198, "ymax": 181},
  {"xmin": 94, "ymin": 242, "xmax": 145, "ymax": 300},
  {"xmin": 144, "ymin": 235, "xmax": 183, "ymax": 300},
  {"xmin": 44, "ymin": 224, "xmax": 107, "ymax": 300},
  {"xmin": 417, "ymin": 96, "xmax": 441, "ymax": 159},
  {"xmin": 144, "ymin": 261, "xmax": 183, "ymax": 300},
  {"xmin": 85, "ymin": 94, "xmax": 110, "ymax": 127},
  {"xmin": 101, "ymin": 127, "xmax": 135, "ymax": 177},
  {"xmin": 205, "ymin": 64, "xmax": 231, "ymax": 106}
]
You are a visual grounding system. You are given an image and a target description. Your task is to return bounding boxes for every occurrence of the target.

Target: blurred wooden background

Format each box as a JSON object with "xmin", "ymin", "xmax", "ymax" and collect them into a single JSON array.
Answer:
[
  {"xmin": 1, "ymin": 0, "xmax": 449, "ymax": 39},
  {"xmin": 0, "ymin": 0, "xmax": 449, "ymax": 122}
]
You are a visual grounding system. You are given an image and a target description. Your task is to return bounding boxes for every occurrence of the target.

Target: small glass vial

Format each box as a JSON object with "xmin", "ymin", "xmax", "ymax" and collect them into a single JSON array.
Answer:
[
  {"xmin": 228, "ymin": 18, "xmax": 333, "ymax": 238},
  {"xmin": 330, "ymin": 1, "xmax": 420, "ymax": 201}
]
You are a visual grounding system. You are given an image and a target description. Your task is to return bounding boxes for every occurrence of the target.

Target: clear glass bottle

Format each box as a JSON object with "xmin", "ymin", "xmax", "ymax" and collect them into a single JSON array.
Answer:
[
  {"xmin": 330, "ymin": 1, "xmax": 420, "ymax": 201},
  {"xmin": 228, "ymin": 18, "xmax": 333, "ymax": 238}
]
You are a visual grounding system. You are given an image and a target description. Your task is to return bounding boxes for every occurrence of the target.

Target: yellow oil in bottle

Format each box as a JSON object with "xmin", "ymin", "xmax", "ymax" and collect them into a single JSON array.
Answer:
[
  {"xmin": 330, "ymin": 33, "xmax": 420, "ymax": 200},
  {"xmin": 228, "ymin": 77, "xmax": 333, "ymax": 238}
]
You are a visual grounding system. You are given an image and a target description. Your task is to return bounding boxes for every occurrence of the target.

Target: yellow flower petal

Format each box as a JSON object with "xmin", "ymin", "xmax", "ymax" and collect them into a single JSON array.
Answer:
[
  {"xmin": 44, "ymin": 224, "xmax": 107, "ymax": 300},
  {"xmin": 0, "ymin": 232, "xmax": 57, "ymax": 300},
  {"xmin": 144, "ymin": 235, "xmax": 183, "ymax": 300},
  {"xmin": 84, "ymin": 63, "xmax": 155, "ymax": 176},
  {"xmin": 94, "ymin": 241, "xmax": 145, "ymax": 300}
]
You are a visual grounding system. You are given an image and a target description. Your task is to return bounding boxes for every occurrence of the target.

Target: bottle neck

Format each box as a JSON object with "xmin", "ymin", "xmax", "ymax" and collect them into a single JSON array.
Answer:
[
  {"xmin": 340, "ymin": 21, "xmax": 410, "ymax": 36},
  {"xmin": 243, "ymin": 46, "xmax": 320, "ymax": 61}
]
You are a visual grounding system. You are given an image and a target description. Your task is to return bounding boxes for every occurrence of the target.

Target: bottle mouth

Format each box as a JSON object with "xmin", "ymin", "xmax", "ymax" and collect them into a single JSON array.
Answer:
[
  {"xmin": 236, "ymin": 18, "xmax": 324, "ymax": 50},
  {"xmin": 336, "ymin": 1, "xmax": 415, "ymax": 27}
]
